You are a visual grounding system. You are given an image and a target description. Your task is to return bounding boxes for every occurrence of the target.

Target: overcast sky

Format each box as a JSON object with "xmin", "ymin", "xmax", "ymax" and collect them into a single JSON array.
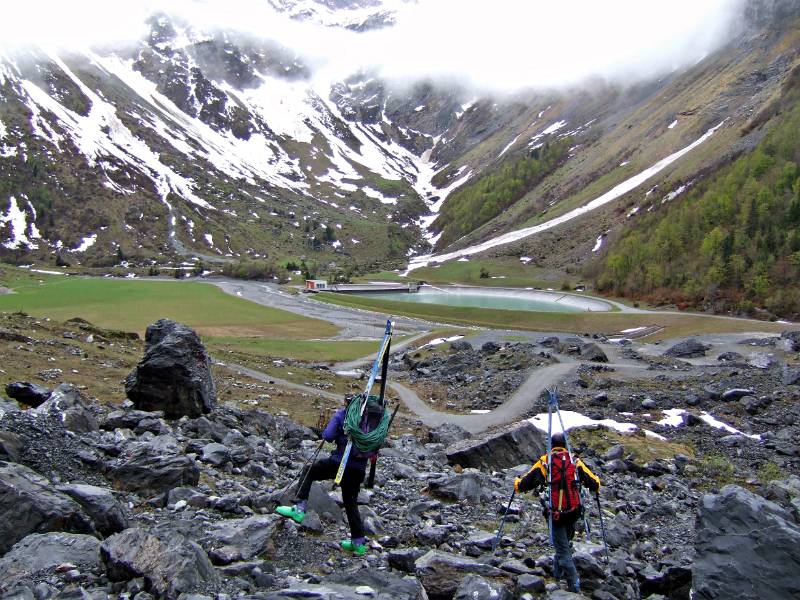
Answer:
[{"xmin": 0, "ymin": 0, "xmax": 748, "ymax": 92}]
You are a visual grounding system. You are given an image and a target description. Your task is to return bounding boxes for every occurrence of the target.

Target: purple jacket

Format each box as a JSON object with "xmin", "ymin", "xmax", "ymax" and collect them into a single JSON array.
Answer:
[{"xmin": 322, "ymin": 408, "xmax": 368, "ymax": 471}]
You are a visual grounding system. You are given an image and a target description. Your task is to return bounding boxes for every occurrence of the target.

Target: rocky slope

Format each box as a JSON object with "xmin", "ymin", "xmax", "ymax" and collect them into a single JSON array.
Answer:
[{"xmin": 1, "ymin": 315, "xmax": 799, "ymax": 599}]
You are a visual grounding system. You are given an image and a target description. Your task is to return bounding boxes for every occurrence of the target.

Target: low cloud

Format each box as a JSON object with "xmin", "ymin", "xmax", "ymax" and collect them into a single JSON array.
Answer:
[{"xmin": 1, "ymin": 0, "xmax": 748, "ymax": 93}]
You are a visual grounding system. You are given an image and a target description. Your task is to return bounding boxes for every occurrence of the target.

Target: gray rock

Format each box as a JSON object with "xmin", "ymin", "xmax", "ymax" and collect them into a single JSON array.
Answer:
[
  {"xmin": 388, "ymin": 547, "xmax": 426, "ymax": 573},
  {"xmin": 718, "ymin": 351, "xmax": 744, "ymax": 362},
  {"xmin": 603, "ymin": 445, "xmax": 624, "ymax": 461},
  {"xmin": 782, "ymin": 367, "xmax": 800, "ymax": 386},
  {"xmin": 101, "ymin": 528, "xmax": 218, "ymax": 600},
  {"xmin": 0, "ymin": 461, "xmax": 93, "ymax": 554},
  {"xmin": 721, "ymin": 388, "xmax": 755, "ymax": 401},
  {"xmin": 415, "ymin": 550, "xmax": 505, "ymax": 600},
  {"xmin": 0, "ymin": 533, "xmax": 100, "ymax": 593},
  {"xmin": 125, "ymin": 319, "xmax": 216, "ymax": 419},
  {"xmin": 108, "ymin": 444, "xmax": 199, "ymax": 495},
  {"xmin": 326, "ymin": 568, "xmax": 425, "ymax": 600},
  {"xmin": 693, "ymin": 485, "xmax": 800, "ymax": 600},
  {"xmin": 516, "ymin": 574, "xmax": 546, "ymax": 594},
  {"xmin": 480, "ymin": 341, "xmax": 500, "ymax": 354},
  {"xmin": 102, "ymin": 410, "xmax": 164, "ymax": 431},
  {"xmin": 446, "ymin": 421, "xmax": 546, "ymax": 470},
  {"xmin": 780, "ymin": 330, "xmax": 800, "ymax": 350},
  {"xmin": 416, "ymin": 524, "xmax": 452, "ymax": 546},
  {"xmin": 664, "ymin": 338, "xmax": 710, "ymax": 358},
  {"xmin": 4, "ymin": 382, "xmax": 51, "ymax": 408},
  {"xmin": 201, "ymin": 443, "xmax": 231, "ymax": 467},
  {"xmin": 0, "ymin": 397, "xmax": 20, "ymax": 419},
  {"xmin": 392, "ymin": 461, "xmax": 421, "ymax": 480},
  {"xmin": 56, "ymin": 484, "xmax": 128, "ymax": 536},
  {"xmin": 427, "ymin": 470, "xmax": 491, "ymax": 503},
  {"xmin": 204, "ymin": 515, "xmax": 281, "ymax": 565},
  {"xmin": 429, "ymin": 423, "xmax": 472, "ymax": 446},
  {"xmin": 580, "ymin": 343, "xmax": 608, "ymax": 363},
  {"xmin": 747, "ymin": 353, "xmax": 777, "ymax": 369},
  {"xmin": 32, "ymin": 384, "xmax": 98, "ymax": 433},
  {"xmin": 453, "ymin": 574, "xmax": 512, "ymax": 600},
  {"xmin": 641, "ymin": 398, "xmax": 656, "ymax": 409},
  {"xmin": 605, "ymin": 513, "xmax": 636, "ymax": 548},
  {"xmin": 0, "ymin": 430, "xmax": 24, "ymax": 461}
]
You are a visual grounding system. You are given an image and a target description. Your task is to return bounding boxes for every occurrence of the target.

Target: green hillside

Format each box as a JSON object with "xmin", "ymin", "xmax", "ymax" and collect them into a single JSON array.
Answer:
[{"xmin": 592, "ymin": 68, "xmax": 800, "ymax": 318}]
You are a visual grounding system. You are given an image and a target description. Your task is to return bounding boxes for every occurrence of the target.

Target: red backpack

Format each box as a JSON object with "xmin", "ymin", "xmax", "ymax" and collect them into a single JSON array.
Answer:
[{"xmin": 549, "ymin": 450, "xmax": 582, "ymax": 519}]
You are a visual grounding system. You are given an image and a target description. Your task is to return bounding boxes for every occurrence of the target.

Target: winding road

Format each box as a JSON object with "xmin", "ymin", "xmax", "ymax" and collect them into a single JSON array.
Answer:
[{"xmin": 207, "ymin": 277, "xmax": 793, "ymax": 434}]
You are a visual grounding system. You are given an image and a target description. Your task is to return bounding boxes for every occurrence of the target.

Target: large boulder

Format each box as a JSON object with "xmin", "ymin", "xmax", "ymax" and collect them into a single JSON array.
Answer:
[
  {"xmin": 0, "ymin": 533, "xmax": 101, "ymax": 593},
  {"xmin": 664, "ymin": 338, "xmax": 710, "ymax": 358},
  {"xmin": 125, "ymin": 319, "xmax": 216, "ymax": 419},
  {"xmin": 107, "ymin": 442, "xmax": 199, "ymax": 495},
  {"xmin": 203, "ymin": 515, "xmax": 281, "ymax": 565},
  {"xmin": 692, "ymin": 485, "xmax": 800, "ymax": 600},
  {"xmin": 101, "ymin": 528, "xmax": 219, "ymax": 600},
  {"xmin": 415, "ymin": 550, "xmax": 505, "ymax": 600},
  {"xmin": 0, "ymin": 461, "xmax": 93, "ymax": 554},
  {"xmin": 446, "ymin": 421, "xmax": 546, "ymax": 470},
  {"xmin": 580, "ymin": 343, "xmax": 608, "ymax": 363},
  {"xmin": 4, "ymin": 382, "xmax": 51, "ymax": 408},
  {"xmin": 429, "ymin": 423, "xmax": 472, "ymax": 446},
  {"xmin": 56, "ymin": 483, "xmax": 129, "ymax": 536},
  {"xmin": 32, "ymin": 384, "xmax": 98, "ymax": 433}
]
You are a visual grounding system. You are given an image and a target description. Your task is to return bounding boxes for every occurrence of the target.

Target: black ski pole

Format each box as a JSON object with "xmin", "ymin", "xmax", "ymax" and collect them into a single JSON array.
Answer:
[
  {"xmin": 492, "ymin": 489, "xmax": 516, "ymax": 552},
  {"xmin": 281, "ymin": 438, "xmax": 325, "ymax": 504},
  {"xmin": 596, "ymin": 491, "xmax": 610, "ymax": 564}
]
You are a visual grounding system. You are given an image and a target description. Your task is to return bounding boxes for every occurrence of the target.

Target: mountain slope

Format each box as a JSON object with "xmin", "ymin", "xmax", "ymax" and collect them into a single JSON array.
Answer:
[{"xmin": 0, "ymin": 0, "xmax": 798, "ymax": 301}]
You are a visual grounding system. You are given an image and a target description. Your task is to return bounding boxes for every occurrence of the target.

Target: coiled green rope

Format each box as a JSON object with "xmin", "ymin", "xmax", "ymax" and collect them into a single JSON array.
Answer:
[{"xmin": 343, "ymin": 394, "xmax": 391, "ymax": 452}]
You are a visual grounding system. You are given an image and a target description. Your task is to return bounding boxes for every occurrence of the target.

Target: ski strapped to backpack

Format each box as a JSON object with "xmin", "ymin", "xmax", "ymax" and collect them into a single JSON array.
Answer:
[
  {"xmin": 334, "ymin": 319, "xmax": 394, "ymax": 485},
  {"xmin": 546, "ymin": 388, "xmax": 591, "ymax": 539}
]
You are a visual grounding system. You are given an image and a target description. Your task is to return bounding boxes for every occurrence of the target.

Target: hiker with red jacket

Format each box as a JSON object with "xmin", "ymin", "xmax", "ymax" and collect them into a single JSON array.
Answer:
[
  {"xmin": 515, "ymin": 432, "xmax": 601, "ymax": 593},
  {"xmin": 275, "ymin": 398, "xmax": 377, "ymax": 556}
]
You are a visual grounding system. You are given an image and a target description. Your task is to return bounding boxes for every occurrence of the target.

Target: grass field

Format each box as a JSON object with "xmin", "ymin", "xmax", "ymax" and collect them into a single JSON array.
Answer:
[
  {"xmin": 207, "ymin": 336, "xmax": 406, "ymax": 363},
  {"xmin": 0, "ymin": 269, "xmax": 337, "ymax": 339},
  {"xmin": 316, "ymin": 291, "xmax": 788, "ymax": 339}
]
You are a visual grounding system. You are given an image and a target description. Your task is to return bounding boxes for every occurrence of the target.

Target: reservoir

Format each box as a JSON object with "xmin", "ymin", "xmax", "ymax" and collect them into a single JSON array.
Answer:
[{"xmin": 352, "ymin": 286, "xmax": 613, "ymax": 313}]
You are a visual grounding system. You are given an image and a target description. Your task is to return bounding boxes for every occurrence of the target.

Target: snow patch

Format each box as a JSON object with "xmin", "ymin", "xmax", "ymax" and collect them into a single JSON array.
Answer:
[
  {"xmin": 668, "ymin": 119, "xmax": 678, "ymax": 129},
  {"xmin": 204, "ymin": 233, "xmax": 214, "ymax": 246},
  {"xmin": 1, "ymin": 196, "xmax": 37, "ymax": 249},
  {"xmin": 73, "ymin": 234, "xmax": 97, "ymax": 252},
  {"xmin": 498, "ymin": 134, "xmax": 521, "ymax": 158},
  {"xmin": 592, "ymin": 235, "xmax": 604, "ymax": 252},
  {"xmin": 528, "ymin": 410, "xmax": 637, "ymax": 434}
]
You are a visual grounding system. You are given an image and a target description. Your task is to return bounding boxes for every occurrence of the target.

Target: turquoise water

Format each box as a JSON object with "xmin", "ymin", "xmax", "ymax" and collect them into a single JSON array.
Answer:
[{"xmin": 353, "ymin": 290, "xmax": 585, "ymax": 313}]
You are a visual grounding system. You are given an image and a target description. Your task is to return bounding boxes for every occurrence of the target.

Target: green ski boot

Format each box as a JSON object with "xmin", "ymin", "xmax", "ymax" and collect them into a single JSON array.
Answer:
[
  {"xmin": 275, "ymin": 505, "xmax": 305, "ymax": 524},
  {"xmin": 340, "ymin": 539, "xmax": 367, "ymax": 556}
]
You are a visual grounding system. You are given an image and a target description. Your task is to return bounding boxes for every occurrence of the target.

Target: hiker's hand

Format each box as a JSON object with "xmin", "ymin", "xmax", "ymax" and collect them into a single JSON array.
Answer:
[{"xmin": 514, "ymin": 477, "xmax": 522, "ymax": 493}]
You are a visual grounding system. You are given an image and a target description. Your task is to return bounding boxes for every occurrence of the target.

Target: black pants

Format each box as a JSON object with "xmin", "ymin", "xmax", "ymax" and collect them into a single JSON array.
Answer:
[{"xmin": 297, "ymin": 456, "xmax": 365, "ymax": 539}]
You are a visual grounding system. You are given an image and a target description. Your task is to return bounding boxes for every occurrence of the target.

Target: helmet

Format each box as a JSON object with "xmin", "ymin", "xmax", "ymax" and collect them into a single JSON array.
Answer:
[{"xmin": 551, "ymin": 432, "xmax": 566, "ymax": 448}]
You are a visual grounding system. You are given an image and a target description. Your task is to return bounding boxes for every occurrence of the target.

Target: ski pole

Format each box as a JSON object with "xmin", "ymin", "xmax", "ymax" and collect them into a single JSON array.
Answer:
[
  {"xmin": 596, "ymin": 491, "xmax": 610, "ymax": 564},
  {"xmin": 492, "ymin": 488, "xmax": 516, "ymax": 552},
  {"xmin": 366, "ymin": 403, "xmax": 400, "ymax": 488},
  {"xmin": 282, "ymin": 438, "xmax": 325, "ymax": 504}
]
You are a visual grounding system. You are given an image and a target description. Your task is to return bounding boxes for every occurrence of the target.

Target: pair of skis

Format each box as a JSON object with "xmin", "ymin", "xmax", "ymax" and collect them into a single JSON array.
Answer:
[{"xmin": 334, "ymin": 319, "xmax": 394, "ymax": 485}]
